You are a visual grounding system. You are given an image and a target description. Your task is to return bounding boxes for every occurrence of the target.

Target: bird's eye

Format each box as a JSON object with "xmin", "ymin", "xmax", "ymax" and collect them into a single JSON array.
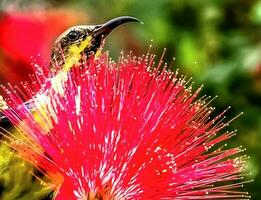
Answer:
[{"xmin": 68, "ymin": 30, "xmax": 79, "ymax": 41}]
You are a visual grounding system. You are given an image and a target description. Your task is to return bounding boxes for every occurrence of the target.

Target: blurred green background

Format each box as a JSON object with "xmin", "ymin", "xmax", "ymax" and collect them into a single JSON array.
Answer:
[{"xmin": 0, "ymin": 0, "xmax": 260, "ymax": 199}]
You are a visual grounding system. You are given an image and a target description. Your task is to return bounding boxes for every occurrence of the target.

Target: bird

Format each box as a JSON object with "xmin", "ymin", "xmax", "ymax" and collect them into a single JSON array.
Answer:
[
  {"xmin": 0, "ymin": 16, "xmax": 141, "ymax": 132},
  {"xmin": 0, "ymin": 16, "xmax": 141, "ymax": 200},
  {"xmin": 50, "ymin": 16, "xmax": 141, "ymax": 75}
]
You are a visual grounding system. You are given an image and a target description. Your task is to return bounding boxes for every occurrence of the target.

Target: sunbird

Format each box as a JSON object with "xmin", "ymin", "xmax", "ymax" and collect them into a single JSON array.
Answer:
[
  {"xmin": 0, "ymin": 16, "xmax": 141, "ymax": 199},
  {"xmin": 0, "ymin": 16, "xmax": 141, "ymax": 131}
]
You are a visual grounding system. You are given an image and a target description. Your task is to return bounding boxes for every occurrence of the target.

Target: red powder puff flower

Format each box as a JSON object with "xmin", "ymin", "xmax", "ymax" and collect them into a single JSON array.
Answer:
[
  {"xmin": 1, "ymin": 52, "xmax": 249, "ymax": 199},
  {"xmin": 0, "ymin": 9, "xmax": 87, "ymax": 85}
]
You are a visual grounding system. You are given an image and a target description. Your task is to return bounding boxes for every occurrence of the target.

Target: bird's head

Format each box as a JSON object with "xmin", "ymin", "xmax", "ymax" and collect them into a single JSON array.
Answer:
[{"xmin": 50, "ymin": 16, "xmax": 141, "ymax": 74}]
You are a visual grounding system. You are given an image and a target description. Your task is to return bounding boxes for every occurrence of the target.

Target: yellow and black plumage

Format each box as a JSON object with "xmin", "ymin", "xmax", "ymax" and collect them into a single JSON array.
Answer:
[{"xmin": 50, "ymin": 16, "xmax": 140, "ymax": 74}]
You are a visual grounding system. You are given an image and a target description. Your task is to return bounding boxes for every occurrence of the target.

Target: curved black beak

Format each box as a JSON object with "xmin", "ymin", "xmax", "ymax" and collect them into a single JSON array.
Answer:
[{"xmin": 93, "ymin": 16, "xmax": 142, "ymax": 38}]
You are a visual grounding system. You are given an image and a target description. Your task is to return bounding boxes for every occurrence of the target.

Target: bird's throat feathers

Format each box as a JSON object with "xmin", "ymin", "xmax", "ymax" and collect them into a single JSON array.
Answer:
[{"xmin": 63, "ymin": 35, "xmax": 93, "ymax": 72}]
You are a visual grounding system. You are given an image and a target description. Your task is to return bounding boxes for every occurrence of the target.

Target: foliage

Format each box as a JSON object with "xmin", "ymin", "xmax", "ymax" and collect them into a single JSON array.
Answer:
[{"xmin": 0, "ymin": 144, "xmax": 51, "ymax": 200}]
